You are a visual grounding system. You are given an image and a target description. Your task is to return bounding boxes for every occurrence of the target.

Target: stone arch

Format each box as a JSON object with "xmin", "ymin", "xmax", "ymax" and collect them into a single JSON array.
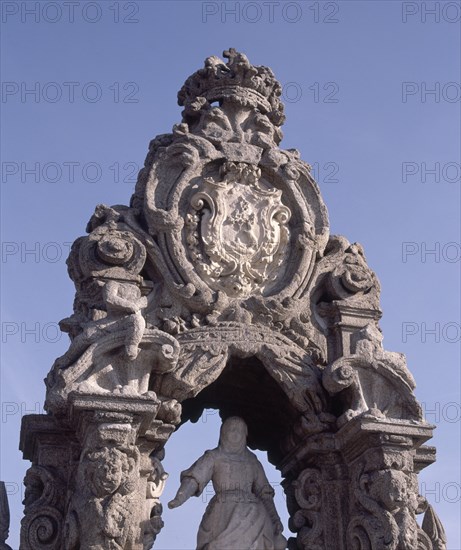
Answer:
[
  {"xmin": 155, "ymin": 325, "xmax": 326, "ymax": 417},
  {"xmin": 19, "ymin": 49, "xmax": 445, "ymax": 550}
]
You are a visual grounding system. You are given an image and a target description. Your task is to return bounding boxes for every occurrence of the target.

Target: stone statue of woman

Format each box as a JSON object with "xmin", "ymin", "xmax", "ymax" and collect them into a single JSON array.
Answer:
[{"xmin": 168, "ymin": 416, "xmax": 287, "ymax": 550}]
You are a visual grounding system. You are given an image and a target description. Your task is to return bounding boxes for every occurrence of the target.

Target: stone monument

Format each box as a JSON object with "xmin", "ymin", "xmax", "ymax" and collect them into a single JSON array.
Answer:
[{"xmin": 19, "ymin": 49, "xmax": 446, "ymax": 549}]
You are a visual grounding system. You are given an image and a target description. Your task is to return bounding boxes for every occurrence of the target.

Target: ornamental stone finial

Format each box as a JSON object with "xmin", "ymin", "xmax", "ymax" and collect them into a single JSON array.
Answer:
[{"xmin": 178, "ymin": 48, "xmax": 285, "ymax": 127}]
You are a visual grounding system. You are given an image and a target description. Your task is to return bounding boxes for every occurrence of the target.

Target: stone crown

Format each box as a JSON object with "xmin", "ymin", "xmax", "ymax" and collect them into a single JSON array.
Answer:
[{"xmin": 177, "ymin": 48, "xmax": 285, "ymax": 126}]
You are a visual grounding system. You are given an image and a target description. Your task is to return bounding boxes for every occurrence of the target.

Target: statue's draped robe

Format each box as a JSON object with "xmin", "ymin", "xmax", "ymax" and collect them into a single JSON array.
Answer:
[{"xmin": 182, "ymin": 448, "xmax": 282, "ymax": 550}]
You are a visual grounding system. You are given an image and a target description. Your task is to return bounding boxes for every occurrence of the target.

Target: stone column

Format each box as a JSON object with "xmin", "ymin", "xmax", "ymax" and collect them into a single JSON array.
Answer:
[
  {"xmin": 281, "ymin": 433, "xmax": 349, "ymax": 550},
  {"xmin": 337, "ymin": 416, "xmax": 435, "ymax": 550},
  {"xmin": 280, "ymin": 417, "xmax": 439, "ymax": 550},
  {"xmin": 20, "ymin": 393, "xmax": 173, "ymax": 550},
  {"xmin": 20, "ymin": 415, "xmax": 77, "ymax": 550}
]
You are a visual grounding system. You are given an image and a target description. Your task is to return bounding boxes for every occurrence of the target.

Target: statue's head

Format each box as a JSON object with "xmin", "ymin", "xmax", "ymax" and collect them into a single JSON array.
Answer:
[{"xmin": 219, "ymin": 416, "xmax": 248, "ymax": 453}]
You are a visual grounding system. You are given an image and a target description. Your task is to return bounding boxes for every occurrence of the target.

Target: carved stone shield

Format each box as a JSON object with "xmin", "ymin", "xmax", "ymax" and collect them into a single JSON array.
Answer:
[{"xmin": 186, "ymin": 162, "xmax": 291, "ymax": 297}]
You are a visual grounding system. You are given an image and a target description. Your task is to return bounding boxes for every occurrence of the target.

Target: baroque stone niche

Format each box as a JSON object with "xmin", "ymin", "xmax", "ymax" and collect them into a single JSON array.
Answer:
[{"xmin": 20, "ymin": 49, "xmax": 446, "ymax": 550}]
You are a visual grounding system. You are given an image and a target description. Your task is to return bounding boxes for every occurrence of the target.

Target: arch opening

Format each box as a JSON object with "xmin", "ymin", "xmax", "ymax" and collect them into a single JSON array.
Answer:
[
  {"xmin": 155, "ymin": 355, "xmax": 298, "ymax": 548},
  {"xmin": 179, "ymin": 354, "xmax": 300, "ymax": 465}
]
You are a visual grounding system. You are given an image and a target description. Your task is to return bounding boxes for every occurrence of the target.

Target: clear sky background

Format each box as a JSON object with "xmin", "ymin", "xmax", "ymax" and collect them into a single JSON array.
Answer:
[{"xmin": 1, "ymin": 1, "xmax": 460, "ymax": 548}]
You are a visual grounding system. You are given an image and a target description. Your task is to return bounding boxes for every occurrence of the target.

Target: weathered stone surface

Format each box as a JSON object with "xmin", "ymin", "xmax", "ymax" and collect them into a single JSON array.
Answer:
[
  {"xmin": 168, "ymin": 417, "xmax": 287, "ymax": 549},
  {"xmin": 19, "ymin": 49, "xmax": 446, "ymax": 550},
  {"xmin": 0, "ymin": 482, "xmax": 13, "ymax": 550}
]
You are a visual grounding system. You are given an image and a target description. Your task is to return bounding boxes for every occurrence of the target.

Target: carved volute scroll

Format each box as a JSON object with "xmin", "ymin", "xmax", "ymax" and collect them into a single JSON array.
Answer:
[{"xmin": 19, "ymin": 49, "xmax": 445, "ymax": 550}]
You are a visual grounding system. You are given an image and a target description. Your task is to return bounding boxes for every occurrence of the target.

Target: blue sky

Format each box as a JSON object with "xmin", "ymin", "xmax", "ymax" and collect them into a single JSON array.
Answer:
[{"xmin": 1, "ymin": 1, "xmax": 460, "ymax": 548}]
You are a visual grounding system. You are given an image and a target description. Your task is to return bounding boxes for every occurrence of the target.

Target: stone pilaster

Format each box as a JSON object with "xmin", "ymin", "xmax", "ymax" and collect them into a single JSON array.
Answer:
[
  {"xmin": 281, "ymin": 432, "xmax": 349, "ymax": 550},
  {"xmin": 337, "ymin": 416, "xmax": 434, "ymax": 550},
  {"xmin": 318, "ymin": 302, "xmax": 382, "ymax": 363},
  {"xmin": 20, "ymin": 415, "xmax": 77, "ymax": 550},
  {"xmin": 20, "ymin": 393, "xmax": 173, "ymax": 550}
]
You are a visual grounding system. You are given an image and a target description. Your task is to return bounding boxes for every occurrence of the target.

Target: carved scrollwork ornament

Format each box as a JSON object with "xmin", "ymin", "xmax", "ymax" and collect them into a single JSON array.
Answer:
[
  {"xmin": 294, "ymin": 468, "xmax": 322, "ymax": 510},
  {"xmin": 80, "ymin": 227, "xmax": 147, "ymax": 279},
  {"xmin": 336, "ymin": 263, "xmax": 373, "ymax": 293},
  {"xmin": 143, "ymin": 455, "xmax": 168, "ymax": 549},
  {"xmin": 96, "ymin": 233, "xmax": 134, "ymax": 265},
  {"xmin": 323, "ymin": 353, "xmax": 422, "ymax": 427},
  {"xmin": 290, "ymin": 468, "xmax": 324, "ymax": 550},
  {"xmin": 187, "ymin": 161, "xmax": 291, "ymax": 297},
  {"xmin": 22, "ymin": 507, "xmax": 63, "ymax": 550},
  {"xmin": 20, "ymin": 467, "xmax": 64, "ymax": 550}
]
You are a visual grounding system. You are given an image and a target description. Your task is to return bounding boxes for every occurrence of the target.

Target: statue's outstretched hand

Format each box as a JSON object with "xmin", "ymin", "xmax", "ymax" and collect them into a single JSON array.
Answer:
[
  {"xmin": 167, "ymin": 498, "xmax": 182, "ymax": 509},
  {"xmin": 168, "ymin": 477, "xmax": 198, "ymax": 510}
]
